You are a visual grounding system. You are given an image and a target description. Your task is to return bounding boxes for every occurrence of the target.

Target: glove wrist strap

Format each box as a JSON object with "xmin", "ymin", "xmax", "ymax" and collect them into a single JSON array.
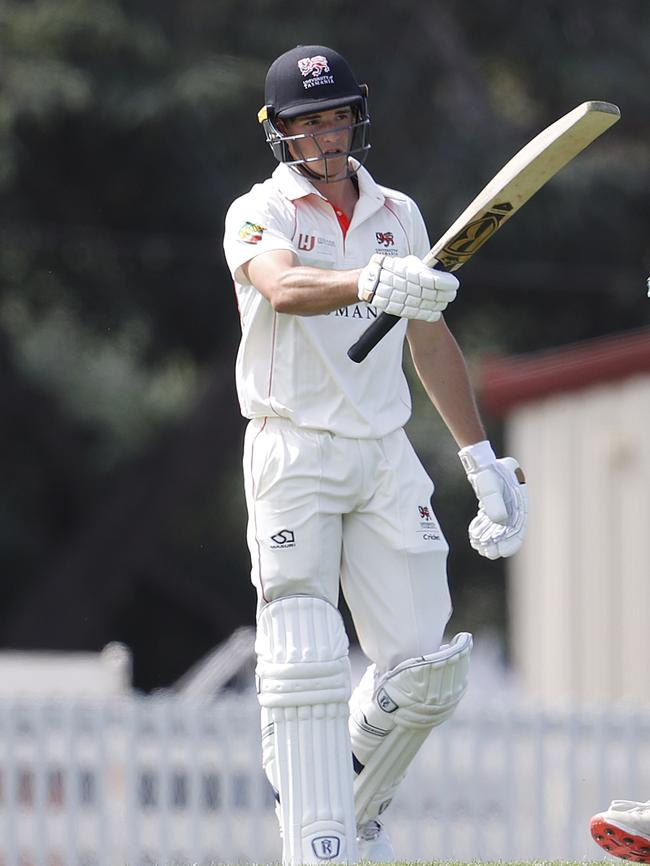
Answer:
[
  {"xmin": 357, "ymin": 254, "xmax": 385, "ymax": 302},
  {"xmin": 458, "ymin": 440, "xmax": 497, "ymax": 474}
]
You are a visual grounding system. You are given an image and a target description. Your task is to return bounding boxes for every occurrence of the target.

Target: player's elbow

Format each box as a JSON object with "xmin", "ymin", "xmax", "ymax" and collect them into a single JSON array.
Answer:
[
  {"xmin": 267, "ymin": 276, "xmax": 309, "ymax": 313},
  {"xmin": 268, "ymin": 288, "xmax": 296, "ymax": 314}
]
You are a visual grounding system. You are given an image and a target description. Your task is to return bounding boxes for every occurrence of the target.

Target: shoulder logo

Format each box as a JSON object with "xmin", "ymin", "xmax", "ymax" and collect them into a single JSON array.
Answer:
[{"xmin": 238, "ymin": 221, "xmax": 265, "ymax": 244}]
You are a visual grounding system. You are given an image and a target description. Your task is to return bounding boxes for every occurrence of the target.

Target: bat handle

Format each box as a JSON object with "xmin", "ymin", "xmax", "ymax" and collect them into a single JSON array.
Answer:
[
  {"xmin": 347, "ymin": 312, "xmax": 400, "ymax": 362},
  {"xmin": 347, "ymin": 260, "xmax": 445, "ymax": 363}
]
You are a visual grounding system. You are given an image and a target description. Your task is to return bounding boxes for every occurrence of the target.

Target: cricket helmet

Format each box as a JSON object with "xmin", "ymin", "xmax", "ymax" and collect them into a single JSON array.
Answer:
[{"xmin": 258, "ymin": 45, "xmax": 371, "ymax": 179}]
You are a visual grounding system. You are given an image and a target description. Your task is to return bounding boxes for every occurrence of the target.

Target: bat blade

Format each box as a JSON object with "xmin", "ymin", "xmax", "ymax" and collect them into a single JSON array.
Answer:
[{"xmin": 348, "ymin": 100, "xmax": 620, "ymax": 363}]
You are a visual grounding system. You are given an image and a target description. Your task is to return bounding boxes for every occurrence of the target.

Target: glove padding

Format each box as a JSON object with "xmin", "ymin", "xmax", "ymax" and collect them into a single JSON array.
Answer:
[
  {"xmin": 358, "ymin": 254, "xmax": 459, "ymax": 322},
  {"xmin": 459, "ymin": 441, "xmax": 528, "ymax": 560}
]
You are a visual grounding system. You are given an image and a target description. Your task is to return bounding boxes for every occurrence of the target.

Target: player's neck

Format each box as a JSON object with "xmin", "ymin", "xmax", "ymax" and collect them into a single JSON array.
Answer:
[{"xmin": 313, "ymin": 176, "xmax": 358, "ymax": 218}]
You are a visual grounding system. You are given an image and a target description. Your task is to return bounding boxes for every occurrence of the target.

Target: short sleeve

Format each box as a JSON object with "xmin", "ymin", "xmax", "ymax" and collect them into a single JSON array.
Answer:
[{"xmin": 223, "ymin": 187, "xmax": 297, "ymax": 282}]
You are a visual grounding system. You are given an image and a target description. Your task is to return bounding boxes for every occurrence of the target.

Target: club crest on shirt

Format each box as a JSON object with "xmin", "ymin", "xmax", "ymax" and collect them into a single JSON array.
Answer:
[
  {"xmin": 376, "ymin": 231, "xmax": 394, "ymax": 247},
  {"xmin": 239, "ymin": 221, "xmax": 265, "ymax": 244}
]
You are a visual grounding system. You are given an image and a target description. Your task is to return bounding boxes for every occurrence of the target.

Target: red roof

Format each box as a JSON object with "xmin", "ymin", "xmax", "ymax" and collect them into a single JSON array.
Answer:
[{"xmin": 479, "ymin": 326, "xmax": 650, "ymax": 416}]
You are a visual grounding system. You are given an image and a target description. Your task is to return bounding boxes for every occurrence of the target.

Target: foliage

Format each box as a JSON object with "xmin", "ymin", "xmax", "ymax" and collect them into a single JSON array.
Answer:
[{"xmin": 1, "ymin": 0, "xmax": 649, "ymax": 687}]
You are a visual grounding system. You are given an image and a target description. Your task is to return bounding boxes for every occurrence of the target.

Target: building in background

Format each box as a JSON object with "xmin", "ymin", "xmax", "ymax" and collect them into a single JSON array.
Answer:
[
  {"xmin": 480, "ymin": 326, "xmax": 650, "ymax": 706},
  {"xmin": 0, "ymin": 643, "xmax": 132, "ymax": 699}
]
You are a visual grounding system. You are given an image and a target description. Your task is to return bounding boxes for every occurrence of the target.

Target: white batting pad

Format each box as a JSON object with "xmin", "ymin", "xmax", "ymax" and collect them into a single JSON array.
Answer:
[
  {"xmin": 350, "ymin": 631, "xmax": 472, "ymax": 824},
  {"xmin": 256, "ymin": 595, "xmax": 357, "ymax": 865}
]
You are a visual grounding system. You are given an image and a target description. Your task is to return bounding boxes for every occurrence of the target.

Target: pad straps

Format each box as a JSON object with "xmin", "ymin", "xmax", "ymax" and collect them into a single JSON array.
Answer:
[{"xmin": 350, "ymin": 632, "xmax": 472, "ymax": 824}]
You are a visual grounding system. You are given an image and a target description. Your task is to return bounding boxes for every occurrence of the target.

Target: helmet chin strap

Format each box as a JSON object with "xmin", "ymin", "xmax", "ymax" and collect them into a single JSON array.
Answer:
[{"xmin": 295, "ymin": 158, "xmax": 352, "ymax": 184}]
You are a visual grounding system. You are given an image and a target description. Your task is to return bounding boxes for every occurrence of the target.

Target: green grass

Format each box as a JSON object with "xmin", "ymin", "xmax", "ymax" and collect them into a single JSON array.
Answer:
[
  {"xmin": 251, "ymin": 862, "xmax": 611, "ymax": 866},
  {"xmin": 352, "ymin": 862, "xmax": 611, "ymax": 866}
]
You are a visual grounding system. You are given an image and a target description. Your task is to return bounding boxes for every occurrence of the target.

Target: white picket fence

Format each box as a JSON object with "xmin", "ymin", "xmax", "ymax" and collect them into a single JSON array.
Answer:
[{"xmin": 1, "ymin": 694, "xmax": 649, "ymax": 865}]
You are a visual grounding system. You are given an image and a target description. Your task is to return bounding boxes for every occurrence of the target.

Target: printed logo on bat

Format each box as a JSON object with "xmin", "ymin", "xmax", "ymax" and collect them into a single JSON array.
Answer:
[{"xmin": 437, "ymin": 203, "xmax": 513, "ymax": 269}]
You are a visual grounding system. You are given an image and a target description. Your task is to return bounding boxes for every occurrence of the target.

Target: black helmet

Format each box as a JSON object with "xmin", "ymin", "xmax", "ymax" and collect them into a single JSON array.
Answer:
[{"xmin": 258, "ymin": 45, "xmax": 371, "ymax": 180}]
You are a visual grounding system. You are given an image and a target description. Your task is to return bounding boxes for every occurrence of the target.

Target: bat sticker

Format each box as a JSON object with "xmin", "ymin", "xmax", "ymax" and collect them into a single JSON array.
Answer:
[{"xmin": 437, "ymin": 203, "xmax": 513, "ymax": 269}]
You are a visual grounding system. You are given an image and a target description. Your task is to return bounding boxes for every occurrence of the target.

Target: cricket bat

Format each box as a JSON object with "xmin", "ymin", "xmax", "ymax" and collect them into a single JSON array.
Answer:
[{"xmin": 347, "ymin": 100, "xmax": 620, "ymax": 363}]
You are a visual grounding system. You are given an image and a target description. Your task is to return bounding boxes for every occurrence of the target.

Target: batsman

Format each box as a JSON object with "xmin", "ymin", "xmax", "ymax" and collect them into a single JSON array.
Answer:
[{"xmin": 223, "ymin": 44, "xmax": 528, "ymax": 864}]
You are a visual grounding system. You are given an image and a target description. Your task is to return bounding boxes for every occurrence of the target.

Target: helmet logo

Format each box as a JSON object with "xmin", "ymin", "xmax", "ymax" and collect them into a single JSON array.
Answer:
[{"xmin": 298, "ymin": 55, "xmax": 330, "ymax": 78}]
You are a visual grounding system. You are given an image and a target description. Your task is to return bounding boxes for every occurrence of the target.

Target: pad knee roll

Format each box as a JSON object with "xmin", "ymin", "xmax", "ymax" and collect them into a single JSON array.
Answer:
[
  {"xmin": 256, "ymin": 595, "xmax": 357, "ymax": 865},
  {"xmin": 350, "ymin": 631, "xmax": 472, "ymax": 824}
]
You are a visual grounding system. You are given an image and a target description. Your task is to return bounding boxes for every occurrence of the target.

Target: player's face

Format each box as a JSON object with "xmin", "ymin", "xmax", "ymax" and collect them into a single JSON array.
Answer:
[{"xmin": 281, "ymin": 106, "xmax": 354, "ymax": 181}]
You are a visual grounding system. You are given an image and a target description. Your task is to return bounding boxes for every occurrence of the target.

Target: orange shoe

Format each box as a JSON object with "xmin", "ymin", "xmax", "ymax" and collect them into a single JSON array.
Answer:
[{"xmin": 591, "ymin": 800, "xmax": 650, "ymax": 862}]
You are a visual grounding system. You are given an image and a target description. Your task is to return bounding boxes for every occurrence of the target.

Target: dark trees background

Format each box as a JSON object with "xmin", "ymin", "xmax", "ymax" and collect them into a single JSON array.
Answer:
[{"xmin": 1, "ymin": 0, "xmax": 648, "ymax": 689}]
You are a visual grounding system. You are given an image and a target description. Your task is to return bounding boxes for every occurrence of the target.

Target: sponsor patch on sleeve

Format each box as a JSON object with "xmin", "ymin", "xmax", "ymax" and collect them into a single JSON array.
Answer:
[{"xmin": 238, "ymin": 221, "xmax": 265, "ymax": 244}]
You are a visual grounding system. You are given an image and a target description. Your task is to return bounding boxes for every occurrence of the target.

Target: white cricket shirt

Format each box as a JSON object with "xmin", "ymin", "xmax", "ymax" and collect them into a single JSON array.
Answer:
[{"xmin": 223, "ymin": 161, "xmax": 431, "ymax": 438}]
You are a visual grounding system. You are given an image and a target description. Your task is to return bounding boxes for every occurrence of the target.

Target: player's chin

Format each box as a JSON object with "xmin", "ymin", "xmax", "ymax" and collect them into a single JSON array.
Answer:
[
  {"xmin": 322, "ymin": 153, "xmax": 349, "ymax": 180},
  {"xmin": 309, "ymin": 152, "xmax": 348, "ymax": 181}
]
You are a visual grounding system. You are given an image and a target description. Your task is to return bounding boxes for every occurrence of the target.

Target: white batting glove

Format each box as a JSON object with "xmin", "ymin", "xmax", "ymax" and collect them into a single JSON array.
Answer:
[
  {"xmin": 458, "ymin": 440, "xmax": 528, "ymax": 560},
  {"xmin": 358, "ymin": 254, "xmax": 459, "ymax": 322}
]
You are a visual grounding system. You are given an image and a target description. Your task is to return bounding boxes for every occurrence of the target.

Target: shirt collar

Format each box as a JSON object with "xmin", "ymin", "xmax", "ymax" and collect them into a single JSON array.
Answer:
[
  {"xmin": 272, "ymin": 160, "xmax": 386, "ymax": 211},
  {"xmin": 273, "ymin": 162, "xmax": 321, "ymax": 201}
]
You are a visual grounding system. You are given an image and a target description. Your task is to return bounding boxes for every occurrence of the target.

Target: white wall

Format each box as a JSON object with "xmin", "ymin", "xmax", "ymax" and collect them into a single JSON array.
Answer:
[{"xmin": 507, "ymin": 373, "xmax": 650, "ymax": 705}]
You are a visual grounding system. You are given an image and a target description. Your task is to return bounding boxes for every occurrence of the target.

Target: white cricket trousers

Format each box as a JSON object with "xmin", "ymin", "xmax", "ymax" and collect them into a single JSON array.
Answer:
[{"xmin": 243, "ymin": 417, "xmax": 452, "ymax": 672}]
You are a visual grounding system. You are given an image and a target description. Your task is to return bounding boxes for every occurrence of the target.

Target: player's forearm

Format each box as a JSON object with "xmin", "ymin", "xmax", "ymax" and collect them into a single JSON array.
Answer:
[
  {"xmin": 268, "ymin": 265, "xmax": 362, "ymax": 315},
  {"xmin": 408, "ymin": 319, "xmax": 486, "ymax": 448}
]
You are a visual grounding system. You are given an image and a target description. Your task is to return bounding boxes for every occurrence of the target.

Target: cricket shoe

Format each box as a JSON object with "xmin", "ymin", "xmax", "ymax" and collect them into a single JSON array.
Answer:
[
  {"xmin": 591, "ymin": 800, "xmax": 650, "ymax": 862},
  {"xmin": 356, "ymin": 818, "xmax": 395, "ymax": 863}
]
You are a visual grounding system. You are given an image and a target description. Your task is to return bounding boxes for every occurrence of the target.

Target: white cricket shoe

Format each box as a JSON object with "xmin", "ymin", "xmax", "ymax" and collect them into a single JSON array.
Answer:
[
  {"xmin": 357, "ymin": 818, "xmax": 395, "ymax": 863},
  {"xmin": 590, "ymin": 799, "xmax": 650, "ymax": 863}
]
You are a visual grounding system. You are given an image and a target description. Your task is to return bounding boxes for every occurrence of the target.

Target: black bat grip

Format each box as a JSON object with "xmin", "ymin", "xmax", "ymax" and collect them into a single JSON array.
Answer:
[{"xmin": 347, "ymin": 312, "xmax": 400, "ymax": 363}]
